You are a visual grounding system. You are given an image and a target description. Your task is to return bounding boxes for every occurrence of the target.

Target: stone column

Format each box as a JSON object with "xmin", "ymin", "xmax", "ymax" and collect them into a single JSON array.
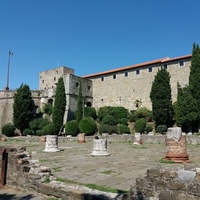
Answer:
[
  {"xmin": 44, "ymin": 135, "xmax": 60, "ymax": 152},
  {"xmin": 165, "ymin": 127, "xmax": 190, "ymax": 162},
  {"xmin": 91, "ymin": 139, "xmax": 110, "ymax": 156},
  {"xmin": 133, "ymin": 133, "xmax": 142, "ymax": 145}
]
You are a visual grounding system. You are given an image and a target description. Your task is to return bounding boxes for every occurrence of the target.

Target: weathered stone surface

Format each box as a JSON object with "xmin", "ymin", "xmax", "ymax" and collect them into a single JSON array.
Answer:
[
  {"xmin": 165, "ymin": 127, "xmax": 190, "ymax": 163},
  {"xmin": 91, "ymin": 139, "xmax": 110, "ymax": 156}
]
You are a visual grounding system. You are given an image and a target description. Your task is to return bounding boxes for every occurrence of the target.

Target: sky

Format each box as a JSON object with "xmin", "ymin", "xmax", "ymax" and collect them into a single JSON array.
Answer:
[{"xmin": 1, "ymin": 0, "xmax": 200, "ymax": 90}]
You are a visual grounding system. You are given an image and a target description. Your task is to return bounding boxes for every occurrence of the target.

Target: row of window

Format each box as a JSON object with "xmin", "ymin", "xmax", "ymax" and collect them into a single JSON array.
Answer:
[{"xmin": 101, "ymin": 60, "xmax": 185, "ymax": 81}]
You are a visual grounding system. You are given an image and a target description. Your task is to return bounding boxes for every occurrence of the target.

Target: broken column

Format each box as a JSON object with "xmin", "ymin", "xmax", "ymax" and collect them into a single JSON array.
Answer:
[
  {"xmin": 91, "ymin": 138, "xmax": 110, "ymax": 156},
  {"xmin": 133, "ymin": 133, "xmax": 142, "ymax": 145},
  {"xmin": 165, "ymin": 127, "xmax": 190, "ymax": 163}
]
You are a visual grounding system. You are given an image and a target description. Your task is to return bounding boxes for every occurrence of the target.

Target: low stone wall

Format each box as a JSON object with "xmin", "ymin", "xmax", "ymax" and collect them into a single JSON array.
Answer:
[
  {"xmin": 133, "ymin": 167, "xmax": 200, "ymax": 200},
  {"xmin": 0, "ymin": 146, "xmax": 119, "ymax": 200}
]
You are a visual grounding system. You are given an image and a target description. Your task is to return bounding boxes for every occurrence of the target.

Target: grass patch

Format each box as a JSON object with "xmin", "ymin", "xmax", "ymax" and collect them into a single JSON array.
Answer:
[
  {"xmin": 55, "ymin": 178, "xmax": 128, "ymax": 194},
  {"xmin": 47, "ymin": 198, "xmax": 61, "ymax": 200},
  {"xmin": 53, "ymin": 166, "xmax": 63, "ymax": 172},
  {"xmin": 44, "ymin": 176, "xmax": 51, "ymax": 183},
  {"xmin": 86, "ymin": 183, "xmax": 127, "ymax": 194},
  {"xmin": 101, "ymin": 170, "xmax": 115, "ymax": 175},
  {"xmin": 39, "ymin": 159, "xmax": 49, "ymax": 162},
  {"xmin": 131, "ymin": 145, "xmax": 146, "ymax": 149},
  {"xmin": 159, "ymin": 158, "xmax": 177, "ymax": 164}
]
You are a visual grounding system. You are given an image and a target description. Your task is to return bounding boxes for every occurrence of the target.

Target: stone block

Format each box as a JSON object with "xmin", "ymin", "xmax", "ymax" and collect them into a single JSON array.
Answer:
[
  {"xmin": 147, "ymin": 168, "xmax": 161, "ymax": 178},
  {"xmin": 168, "ymin": 180, "xmax": 187, "ymax": 190}
]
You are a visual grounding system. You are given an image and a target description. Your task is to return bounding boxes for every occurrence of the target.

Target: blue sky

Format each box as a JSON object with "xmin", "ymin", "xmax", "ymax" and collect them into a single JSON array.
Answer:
[{"xmin": 1, "ymin": 0, "xmax": 200, "ymax": 90}]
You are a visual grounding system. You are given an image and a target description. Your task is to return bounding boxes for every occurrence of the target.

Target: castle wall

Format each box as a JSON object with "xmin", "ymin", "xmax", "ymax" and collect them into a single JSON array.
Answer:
[{"xmin": 87, "ymin": 58, "xmax": 191, "ymax": 111}]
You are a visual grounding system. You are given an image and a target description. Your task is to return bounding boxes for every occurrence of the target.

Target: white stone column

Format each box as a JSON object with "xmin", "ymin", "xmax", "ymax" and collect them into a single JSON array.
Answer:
[
  {"xmin": 44, "ymin": 135, "xmax": 60, "ymax": 152},
  {"xmin": 91, "ymin": 139, "xmax": 110, "ymax": 156}
]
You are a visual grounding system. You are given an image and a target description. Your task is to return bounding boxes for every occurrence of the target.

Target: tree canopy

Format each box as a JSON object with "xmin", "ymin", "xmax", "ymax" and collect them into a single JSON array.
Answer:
[
  {"xmin": 150, "ymin": 67, "xmax": 174, "ymax": 127},
  {"xmin": 52, "ymin": 77, "xmax": 66, "ymax": 134},
  {"xmin": 13, "ymin": 84, "xmax": 33, "ymax": 133}
]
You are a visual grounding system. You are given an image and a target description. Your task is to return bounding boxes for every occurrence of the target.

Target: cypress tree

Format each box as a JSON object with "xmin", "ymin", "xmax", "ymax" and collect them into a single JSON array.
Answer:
[
  {"xmin": 13, "ymin": 84, "xmax": 33, "ymax": 134},
  {"xmin": 52, "ymin": 77, "xmax": 66, "ymax": 134},
  {"xmin": 175, "ymin": 86, "xmax": 198, "ymax": 133},
  {"xmin": 189, "ymin": 43, "xmax": 200, "ymax": 113},
  {"xmin": 76, "ymin": 80, "xmax": 83, "ymax": 123},
  {"xmin": 150, "ymin": 68, "xmax": 174, "ymax": 127}
]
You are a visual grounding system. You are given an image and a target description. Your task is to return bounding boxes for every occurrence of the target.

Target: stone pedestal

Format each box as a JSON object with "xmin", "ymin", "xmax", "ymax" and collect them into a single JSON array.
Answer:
[
  {"xmin": 165, "ymin": 127, "xmax": 190, "ymax": 163},
  {"xmin": 44, "ymin": 135, "xmax": 60, "ymax": 152},
  {"xmin": 91, "ymin": 139, "xmax": 110, "ymax": 156},
  {"xmin": 78, "ymin": 133, "xmax": 86, "ymax": 143},
  {"xmin": 133, "ymin": 133, "xmax": 142, "ymax": 145}
]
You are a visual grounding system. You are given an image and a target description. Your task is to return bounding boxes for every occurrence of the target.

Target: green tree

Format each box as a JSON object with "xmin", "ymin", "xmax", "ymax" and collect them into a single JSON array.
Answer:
[
  {"xmin": 13, "ymin": 84, "xmax": 33, "ymax": 134},
  {"xmin": 76, "ymin": 80, "xmax": 83, "ymax": 123},
  {"xmin": 52, "ymin": 77, "xmax": 66, "ymax": 134},
  {"xmin": 189, "ymin": 43, "xmax": 200, "ymax": 129},
  {"xmin": 150, "ymin": 68, "xmax": 174, "ymax": 127},
  {"xmin": 175, "ymin": 86, "xmax": 199, "ymax": 133}
]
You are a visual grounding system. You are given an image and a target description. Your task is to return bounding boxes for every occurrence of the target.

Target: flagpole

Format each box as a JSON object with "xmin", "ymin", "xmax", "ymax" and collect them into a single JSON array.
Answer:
[{"xmin": 6, "ymin": 49, "xmax": 11, "ymax": 90}]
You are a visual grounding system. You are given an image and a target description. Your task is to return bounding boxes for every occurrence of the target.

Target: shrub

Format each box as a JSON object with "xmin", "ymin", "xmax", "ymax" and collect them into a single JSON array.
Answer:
[
  {"xmin": 134, "ymin": 118, "xmax": 147, "ymax": 134},
  {"xmin": 1, "ymin": 123, "xmax": 15, "ymax": 137},
  {"xmin": 23, "ymin": 128, "xmax": 33, "ymax": 136},
  {"xmin": 78, "ymin": 117, "xmax": 97, "ymax": 136},
  {"xmin": 36, "ymin": 130, "xmax": 42, "ymax": 136},
  {"xmin": 128, "ymin": 114, "xmax": 137, "ymax": 122},
  {"xmin": 118, "ymin": 124, "xmax": 130, "ymax": 134},
  {"xmin": 145, "ymin": 125, "xmax": 153, "ymax": 133},
  {"xmin": 29, "ymin": 118, "xmax": 50, "ymax": 134},
  {"xmin": 65, "ymin": 120, "xmax": 79, "ymax": 136},
  {"xmin": 98, "ymin": 106, "xmax": 128, "ymax": 123},
  {"xmin": 135, "ymin": 107, "xmax": 153, "ymax": 121},
  {"xmin": 41, "ymin": 123, "xmax": 55, "ymax": 135},
  {"xmin": 99, "ymin": 124, "xmax": 118, "ymax": 134},
  {"xmin": 120, "ymin": 118, "xmax": 128, "ymax": 126},
  {"xmin": 84, "ymin": 107, "xmax": 97, "ymax": 120},
  {"xmin": 156, "ymin": 125, "xmax": 167, "ymax": 134},
  {"xmin": 101, "ymin": 115, "xmax": 117, "ymax": 125}
]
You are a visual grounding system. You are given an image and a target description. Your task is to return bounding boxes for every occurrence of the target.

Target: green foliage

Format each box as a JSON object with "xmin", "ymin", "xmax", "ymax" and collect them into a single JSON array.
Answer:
[
  {"xmin": 99, "ymin": 124, "xmax": 118, "ymax": 134},
  {"xmin": 101, "ymin": 115, "xmax": 117, "ymax": 125},
  {"xmin": 118, "ymin": 124, "xmax": 130, "ymax": 134},
  {"xmin": 23, "ymin": 128, "xmax": 32, "ymax": 136},
  {"xmin": 78, "ymin": 117, "xmax": 97, "ymax": 135},
  {"xmin": 98, "ymin": 106, "xmax": 128, "ymax": 123},
  {"xmin": 1, "ymin": 123, "xmax": 15, "ymax": 137},
  {"xmin": 145, "ymin": 125, "xmax": 153, "ymax": 133},
  {"xmin": 29, "ymin": 118, "xmax": 50, "ymax": 134},
  {"xmin": 84, "ymin": 107, "xmax": 97, "ymax": 119},
  {"xmin": 52, "ymin": 77, "xmax": 66, "ymax": 134},
  {"xmin": 134, "ymin": 118, "xmax": 147, "ymax": 133},
  {"xmin": 135, "ymin": 107, "xmax": 153, "ymax": 121},
  {"xmin": 42, "ymin": 103, "xmax": 52, "ymax": 116},
  {"xmin": 150, "ymin": 68, "xmax": 174, "ymax": 127},
  {"xmin": 13, "ymin": 84, "xmax": 33, "ymax": 133},
  {"xmin": 36, "ymin": 130, "xmax": 42, "ymax": 136},
  {"xmin": 128, "ymin": 113, "xmax": 137, "ymax": 122},
  {"xmin": 76, "ymin": 80, "xmax": 83, "ymax": 123},
  {"xmin": 175, "ymin": 86, "xmax": 199, "ymax": 131},
  {"xmin": 41, "ymin": 123, "xmax": 55, "ymax": 135},
  {"xmin": 120, "ymin": 118, "xmax": 128, "ymax": 126},
  {"xmin": 156, "ymin": 125, "xmax": 167, "ymax": 134},
  {"xmin": 65, "ymin": 120, "xmax": 79, "ymax": 136}
]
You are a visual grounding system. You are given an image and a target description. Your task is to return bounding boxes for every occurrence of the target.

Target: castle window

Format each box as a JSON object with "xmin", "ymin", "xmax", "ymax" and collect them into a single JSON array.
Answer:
[
  {"xmin": 148, "ymin": 67, "xmax": 152, "ymax": 72},
  {"xmin": 88, "ymin": 86, "xmax": 91, "ymax": 90},
  {"xmin": 125, "ymin": 72, "xmax": 128, "ymax": 77},
  {"xmin": 113, "ymin": 74, "xmax": 116, "ymax": 79},
  {"xmin": 75, "ymin": 82, "xmax": 79, "ymax": 87},
  {"xmin": 42, "ymin": 80, "xmax": 44, "ymax": 83},
  {"xmin": 101, "ymin": 77, "xmax": 104, "ymax": 81},
  {"xmin": 179, "ymin": 60, "xmax": 184, "ymax": 66},
  {"xmin": 54, "ymin": 77, "xmax": 56, "ymax": 81},
  {"xmin": 136, "ymin": 69, "xmax": 140, "ymax": 75},
  {"xmin": 163, "ymin": 64, "xmax": 168, "ymax": 69}
]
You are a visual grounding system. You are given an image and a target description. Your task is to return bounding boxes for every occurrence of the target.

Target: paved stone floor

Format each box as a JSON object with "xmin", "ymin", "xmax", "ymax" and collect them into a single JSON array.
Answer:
[{"xmin": 5, "ymin": 137, "xmax": 200, "ymax": 192}]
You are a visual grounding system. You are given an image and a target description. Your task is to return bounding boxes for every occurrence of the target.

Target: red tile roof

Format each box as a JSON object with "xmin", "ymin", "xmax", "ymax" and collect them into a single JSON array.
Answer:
[{"xmin": 82, "ymin": 54, "xmax": 192, "ymax": 79}]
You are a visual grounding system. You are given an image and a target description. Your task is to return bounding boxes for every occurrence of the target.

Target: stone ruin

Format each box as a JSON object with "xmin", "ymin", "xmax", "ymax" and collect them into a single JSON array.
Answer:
[
  {"xmin": 91, "ymin": 138, "xmax": 111, "ymax": 156},
  {"xmin": 164, "ymin": 127, "xmax": 190, "ymax": 163}
]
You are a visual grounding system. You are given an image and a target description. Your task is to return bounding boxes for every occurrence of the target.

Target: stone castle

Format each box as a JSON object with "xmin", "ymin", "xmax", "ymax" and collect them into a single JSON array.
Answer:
[{"xmin": 0, "ymin": 54, "xmax": 191, "ymax": 130}]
